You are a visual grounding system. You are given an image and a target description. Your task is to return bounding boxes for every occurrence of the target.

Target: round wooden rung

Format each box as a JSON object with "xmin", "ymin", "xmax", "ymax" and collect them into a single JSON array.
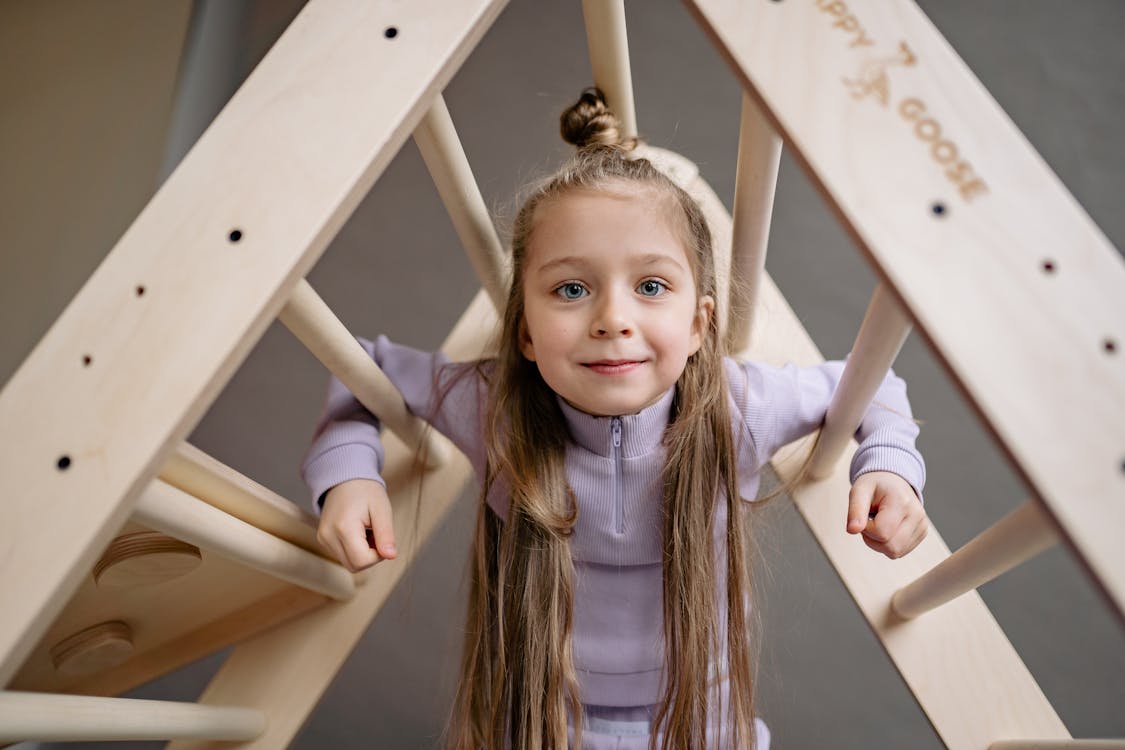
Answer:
[
  {"xmin": 50, "ymin": 620, "xmax": 134, "ymax": 676},
  {"xmin": 93, "ymin": 530, "xmax": 202, "ymax": 587}
]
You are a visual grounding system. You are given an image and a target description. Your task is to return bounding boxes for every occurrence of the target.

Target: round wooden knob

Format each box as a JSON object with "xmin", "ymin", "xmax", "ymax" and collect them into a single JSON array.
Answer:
[
  {"xmin": 93, "ymin": 531, "xmax": 202, "ymax": 587},
  {"xmin": 50, "ymin": 621, "xmax": 134, "ymax": 676}
]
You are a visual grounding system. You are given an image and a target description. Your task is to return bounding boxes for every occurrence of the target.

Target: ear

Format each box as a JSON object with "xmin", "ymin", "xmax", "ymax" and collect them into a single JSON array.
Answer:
[
  {"xmin": 518, "ymin": 317, "xmax": 537, "ymax": 362},
  {"xmin": 689, "ymin": 295, "xmax": 714, "ymax": 356}
]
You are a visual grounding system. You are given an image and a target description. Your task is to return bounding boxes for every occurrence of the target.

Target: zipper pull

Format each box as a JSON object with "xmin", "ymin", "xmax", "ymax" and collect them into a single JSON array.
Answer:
[{"xmin": 612, "ymin": 417, "xmax": 622, "ymax": 448}]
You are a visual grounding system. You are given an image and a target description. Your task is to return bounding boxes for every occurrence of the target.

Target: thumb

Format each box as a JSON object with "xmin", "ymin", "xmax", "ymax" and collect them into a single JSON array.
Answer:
[{"xmin": 847, "ymin": 481, "xmax": 872, "ymax": 534}]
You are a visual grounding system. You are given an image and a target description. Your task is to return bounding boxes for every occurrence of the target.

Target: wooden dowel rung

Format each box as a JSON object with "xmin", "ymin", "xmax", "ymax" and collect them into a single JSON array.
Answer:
[
  {"xmin": 413, "ymin": 93, "xmax": 509, "ymax": 311},
  {"xmin": 990, "ymin": 741, "xmax": 1125, "ymax": 749},
  {"xmin": 279, "ymin": 278, "xmax": 446, "ymax": 469},
  {"xmin": 0, "ymin": 691, "xmax": 264, "ymax": 742},
  {"xmin": 160, "ymin": 441, "xmax": 325, "ymax": 556},
  {"xmin": 726, "ymin": 92, "xmax": 782, "ymax": 352},
  {"xmin": 133, "ymin": 479, "xmax": 355, "ymax": 600},
  {"xmin": 892, "ymin": 499, "xmax": 1059, "ymax": 619},
  {"xmin": 808, "ymin": 282, "xmax": 913, "ymax": 480},
  {"xmin": 581, "ymin": 0, "xmax": 637, "ymax": 139}
]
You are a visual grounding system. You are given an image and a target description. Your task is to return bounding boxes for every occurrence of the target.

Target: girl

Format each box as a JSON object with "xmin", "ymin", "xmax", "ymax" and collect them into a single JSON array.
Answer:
[{"xmin": 301, "ymin": 89, "xmax": 928, "ymax": 750}]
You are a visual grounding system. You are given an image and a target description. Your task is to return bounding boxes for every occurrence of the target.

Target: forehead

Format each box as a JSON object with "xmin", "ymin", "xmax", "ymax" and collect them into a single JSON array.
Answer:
[{"xmin": 527, "ymin": 184, "xmax": 690, "ymax": 269}]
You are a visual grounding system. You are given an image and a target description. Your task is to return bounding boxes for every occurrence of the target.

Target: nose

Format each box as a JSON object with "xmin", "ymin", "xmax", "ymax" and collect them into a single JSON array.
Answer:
[{"xmin": 591, "ymin": 291, "xmax": 633, "ymax": 338}]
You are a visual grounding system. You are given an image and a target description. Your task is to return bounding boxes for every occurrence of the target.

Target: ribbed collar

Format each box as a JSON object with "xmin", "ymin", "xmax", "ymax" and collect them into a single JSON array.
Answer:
[{"xmin": 556, "ymin": 387, "xmax": 675, "ymax": 458}]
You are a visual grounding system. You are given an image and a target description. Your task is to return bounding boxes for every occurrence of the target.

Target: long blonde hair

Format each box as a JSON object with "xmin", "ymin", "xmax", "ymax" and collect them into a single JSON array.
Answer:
[{"xmin": 446, "ymin": 88, "xmax": 808, "ymax": 749}]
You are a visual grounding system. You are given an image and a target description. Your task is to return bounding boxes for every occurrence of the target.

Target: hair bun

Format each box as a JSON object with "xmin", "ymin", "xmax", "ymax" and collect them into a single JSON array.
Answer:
[{"xmin": 559, "ymin": 87, "xmax": 627, "ymax": 150}]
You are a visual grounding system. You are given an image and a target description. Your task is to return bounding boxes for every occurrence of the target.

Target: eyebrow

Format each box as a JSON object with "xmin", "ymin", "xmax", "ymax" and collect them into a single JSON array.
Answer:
[{"xmin": 533, "ymin": 253, "xmax": 687, "ymax": 275}]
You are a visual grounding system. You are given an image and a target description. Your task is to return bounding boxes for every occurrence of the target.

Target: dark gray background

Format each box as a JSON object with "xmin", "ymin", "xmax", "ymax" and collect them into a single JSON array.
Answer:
[{"xmin": 5, "ymin": 1, "xmax": 1123, "ymax": 747}]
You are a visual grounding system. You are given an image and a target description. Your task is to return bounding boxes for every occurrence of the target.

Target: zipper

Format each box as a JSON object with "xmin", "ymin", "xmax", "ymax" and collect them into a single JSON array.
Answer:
[{"xmin": 612, "ymin": 417, "xmax": 623, "ymax": 534}]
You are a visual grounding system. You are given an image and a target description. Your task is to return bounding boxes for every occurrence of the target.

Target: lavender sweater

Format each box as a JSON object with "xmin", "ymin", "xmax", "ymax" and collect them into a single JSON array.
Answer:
[{"xmin": 301, "ymin": 336, "xmax": 925, "ymax": 708}]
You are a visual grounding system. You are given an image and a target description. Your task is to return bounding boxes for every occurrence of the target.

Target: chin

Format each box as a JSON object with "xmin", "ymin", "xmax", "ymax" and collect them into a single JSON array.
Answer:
[{"xmin": 590, "ymin": 400, "xmax": 647, "ymax": 417}]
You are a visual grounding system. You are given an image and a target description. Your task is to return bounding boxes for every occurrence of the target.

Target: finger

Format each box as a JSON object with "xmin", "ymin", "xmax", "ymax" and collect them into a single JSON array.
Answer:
[
  {"xmin": 847, "ymin": 483, "xmax": 873, "ymax": 534},
  {"xmin": 322, "ymin": 530, "xmax": 368, "ymax": 573},
  {"xmin": 338, "ymin": 517, "xmax": 380, "ymax": 571},
  {"xmin": 868, "ymin": 512, "xmax": 927, "ymax": 559},
  {"xmin": 318, "ymin": 531, "xmax": 351, "ymax": 571},
  {"xmin": 902, "ymin": 515, "xmax": 929, "ymax": 556},
  {"xmin": 861, "ymin": 534, "xmax": 891, "ymax": 558},
  {"xmin": 865, "ymin": 496, "xmax": 909, "ymax": 543},
  {"xmin": 368, "ymin": 495, "xmax": 398, "ymax": 560},
  {"xmin": 863, "ymin": 528, "xmax": 910, "ymax": 559}
]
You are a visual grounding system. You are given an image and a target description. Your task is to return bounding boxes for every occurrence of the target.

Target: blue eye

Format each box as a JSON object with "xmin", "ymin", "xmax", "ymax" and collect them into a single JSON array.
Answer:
[
  {"xmin": 556, "ymin": 282, "xmax": 588, "ymax": 300},
  {"xmin": 637, "ymin": 279, "xmax": 667, "ymax": 297}
]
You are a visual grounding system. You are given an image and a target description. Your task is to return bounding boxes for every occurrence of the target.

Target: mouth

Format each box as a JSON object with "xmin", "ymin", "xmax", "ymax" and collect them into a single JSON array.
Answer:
[{"xmin": 582, "ymin": 359, "xmax": 646, "ymax": 375}]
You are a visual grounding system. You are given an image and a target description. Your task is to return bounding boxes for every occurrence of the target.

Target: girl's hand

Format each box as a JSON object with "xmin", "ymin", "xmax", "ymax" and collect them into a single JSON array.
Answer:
[
  {"xmin": 318, "ymin": 478, "xmax": 397, "ymax": 572},
  {"xmin": 846, "ymin": 471, "xmax": 928, "ymax": 560}
]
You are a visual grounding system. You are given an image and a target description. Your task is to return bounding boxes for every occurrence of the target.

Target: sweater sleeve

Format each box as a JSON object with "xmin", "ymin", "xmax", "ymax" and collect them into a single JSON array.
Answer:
[
  {"xmin": 299, "ymin": 335, "xmax": 488, "ymax": 515},
  {"xmin": 725, "ymin": 356, "xmax": 926, "ymax": 503}
]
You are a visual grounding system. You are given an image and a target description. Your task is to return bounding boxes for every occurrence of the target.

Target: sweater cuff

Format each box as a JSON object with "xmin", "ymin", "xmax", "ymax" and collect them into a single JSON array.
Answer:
[
  {"xmin": 849, "ymin": 445, "xmax": 926, "ymax": 506},
  {"xmin": 302, "ymin": 443, "xmax": 386, "ymax": 516}
]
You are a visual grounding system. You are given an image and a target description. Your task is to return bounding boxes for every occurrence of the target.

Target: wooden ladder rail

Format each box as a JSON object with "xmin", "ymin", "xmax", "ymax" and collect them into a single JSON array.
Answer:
[
  {"xmin": 682, "ymin": 0, "xmax": 1125, "ymax": 747},
  {"xmin": 0, "ymin": 0, "xmax": 508, "ymax": 745},
  {"xmin": 0, "ymin": 0, "xmax": 508, "ymax": 688}
]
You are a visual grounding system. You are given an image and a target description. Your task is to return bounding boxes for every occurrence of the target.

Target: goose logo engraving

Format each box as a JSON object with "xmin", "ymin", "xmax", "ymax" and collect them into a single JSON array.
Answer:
[{"xmin": 812, "ymin": 0, "xmax": 990, "ymax": 202}]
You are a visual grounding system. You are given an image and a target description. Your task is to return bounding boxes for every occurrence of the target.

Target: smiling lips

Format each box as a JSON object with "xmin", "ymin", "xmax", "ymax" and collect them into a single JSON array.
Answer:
[{"xmin": 583, "ymin": 359, "xmax": 645, "ymax": 375}]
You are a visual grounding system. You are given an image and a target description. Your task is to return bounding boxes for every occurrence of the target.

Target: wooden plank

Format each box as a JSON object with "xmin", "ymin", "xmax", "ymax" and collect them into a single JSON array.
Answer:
[
  {"xmin": 166, "ymin": 289, "xmax": 497, "ymax": 750},
  {"xmin": 0, "ymin": 0, "xmax": 508, "ymax": 687},
  {"xmin": 62, "ymin": 587, "xmax": 327, "ymax": 699},
  {"xmin": 689, "ymin": 174, "xmax": 1068, "ymax": 748},
  {"xmin": 684, "ymin": 0, "xmax": 1125, "ymax": 625},
  {"xmin": 8, "ymin": 518, "xmax": 327, "ymax": 696}
]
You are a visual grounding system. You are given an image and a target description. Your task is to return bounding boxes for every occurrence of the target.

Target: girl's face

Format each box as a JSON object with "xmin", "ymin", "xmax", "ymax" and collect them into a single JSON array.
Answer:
[{"xmin": 519, "ymin": 185, "xmax": 713, "ymax": 417}]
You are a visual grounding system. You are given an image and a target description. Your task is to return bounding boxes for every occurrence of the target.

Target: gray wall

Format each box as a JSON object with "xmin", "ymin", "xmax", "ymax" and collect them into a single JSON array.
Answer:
[{"xmin": 5, "ymin": 1, "xmax": 1124, "ymax": 748}]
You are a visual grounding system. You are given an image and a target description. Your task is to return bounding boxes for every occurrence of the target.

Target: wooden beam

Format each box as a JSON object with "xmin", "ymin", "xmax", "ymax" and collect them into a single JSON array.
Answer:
[
  {"xmin": 684, "ymin": 0, "xmax": 1125, "ymax": 626},
  {"xmin": 582, "ymin": 0, "xmax": 638, "ymax": 139},
  {"xmin": 0, "ymin": 691, "xmax": 264, "ymax": 743},
  {"xmin": 809, "ymin": 283, "xmax": 913, "ymax": 479},
  {"xmin": 414, "ymin": 95, "xmax": 510, "ymax": 310},
  {"xmin": 133, "ymin": 480, "xmax": 355, "ymax": 601},
  {"xmin": 160, "ymin": 442, "xmax": 326, "ymax": 558},
  {"xmin": 892, "ymin": 499, "xmax": 1059, "ymax": 619},
  {"xmin": 165, "ymin": 290, "xmax": 497, "ymax": 750},
  {"xmin": 0, "ymin": 0, "xmax": 508, "ymax": 687},
  {"xmin": 687, "ymin": 168, "xmax": 1069, "ymax": 749},
  {"xmin": 279, "ymin": 279, "xmax": 449, "ymax": 468},
  {"xmin": 727, "ymin": 92, "xmax": 782, "ymax": 351}
]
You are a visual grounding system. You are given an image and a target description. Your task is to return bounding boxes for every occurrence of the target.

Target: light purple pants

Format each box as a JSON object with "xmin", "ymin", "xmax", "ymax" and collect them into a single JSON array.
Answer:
[{"xmin": 568, "ymin": 703, "xmax": 771, "ymax": 749}]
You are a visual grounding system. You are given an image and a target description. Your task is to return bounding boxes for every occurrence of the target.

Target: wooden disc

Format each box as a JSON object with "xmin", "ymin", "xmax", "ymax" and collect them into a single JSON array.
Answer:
[
  {"xmin": 93, "ymin": 530, "xmax": 202, "ymax": 587},
  {"xmin": 50, "ymin": 621, "xmax": 134, "ymax": 676}
]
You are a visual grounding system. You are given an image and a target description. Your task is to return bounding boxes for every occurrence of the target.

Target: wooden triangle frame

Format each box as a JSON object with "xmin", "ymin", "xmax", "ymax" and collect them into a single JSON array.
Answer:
[{"xmin": 1, "ymin": 1, "xmax": 1121, "ymax": 747}]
